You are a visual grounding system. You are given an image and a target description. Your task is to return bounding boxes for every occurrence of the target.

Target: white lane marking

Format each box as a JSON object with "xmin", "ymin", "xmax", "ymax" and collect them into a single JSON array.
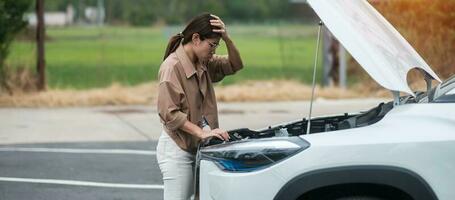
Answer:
[
  {"xmin": 0, "ymin": 147, "xmax": 156, "ymax": 155},
  {"xmin": 0, "ymin": 177, "xmax": 163, "ymax": 189}
]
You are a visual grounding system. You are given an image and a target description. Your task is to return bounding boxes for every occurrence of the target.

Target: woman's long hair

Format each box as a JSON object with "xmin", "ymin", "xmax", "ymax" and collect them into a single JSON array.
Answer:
[{"xmin": 163, "ymin": 13, "xmax": 221, "ymax": 60}]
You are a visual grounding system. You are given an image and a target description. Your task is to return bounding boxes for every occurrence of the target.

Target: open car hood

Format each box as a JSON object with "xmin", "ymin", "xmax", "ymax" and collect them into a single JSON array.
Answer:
[{"xmin": 307, "ymin": 0, "xmax": 441, "ymax": 95}]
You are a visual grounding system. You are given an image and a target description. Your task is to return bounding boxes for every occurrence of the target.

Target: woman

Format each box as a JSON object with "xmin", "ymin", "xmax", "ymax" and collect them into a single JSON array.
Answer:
[{"xmin": 156, "ymin": 13, "xmax": 243, "ymax": 200}]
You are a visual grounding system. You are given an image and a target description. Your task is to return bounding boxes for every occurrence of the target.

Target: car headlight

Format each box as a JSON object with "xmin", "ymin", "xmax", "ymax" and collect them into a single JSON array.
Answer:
[{"xmin": 200, "ymin": 137, "xmax": 310, "ymax": 172}]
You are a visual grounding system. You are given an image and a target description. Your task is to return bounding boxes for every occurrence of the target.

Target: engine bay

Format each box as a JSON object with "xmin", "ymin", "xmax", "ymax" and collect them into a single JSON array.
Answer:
[{"xmin": 204, "ymin": 101, "xmax": 394, "ymax": 146}]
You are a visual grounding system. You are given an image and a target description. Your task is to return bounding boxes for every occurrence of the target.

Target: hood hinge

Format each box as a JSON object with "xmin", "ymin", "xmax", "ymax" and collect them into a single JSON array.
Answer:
[{"xmin": 392, "ymin": 91, "xmax": 400, "ymax": 107}]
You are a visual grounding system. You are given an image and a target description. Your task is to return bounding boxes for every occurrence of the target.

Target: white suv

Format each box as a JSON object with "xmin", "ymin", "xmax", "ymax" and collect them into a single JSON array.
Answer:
[{"xmin": 198, "ymin": 1, "xmax": 455, "ymax": 200}]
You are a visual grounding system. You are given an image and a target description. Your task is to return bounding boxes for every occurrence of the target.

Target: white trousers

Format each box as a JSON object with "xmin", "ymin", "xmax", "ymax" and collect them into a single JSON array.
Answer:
[{"xmin": 156, "ymin": 131, "xmax": 196, "ymax": 200}]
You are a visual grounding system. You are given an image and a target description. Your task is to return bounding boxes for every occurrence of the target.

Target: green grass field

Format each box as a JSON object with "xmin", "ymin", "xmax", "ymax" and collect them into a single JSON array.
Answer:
[{"xmin": 6, "ymin": 24, "xmax": 321, "ymax": 89}]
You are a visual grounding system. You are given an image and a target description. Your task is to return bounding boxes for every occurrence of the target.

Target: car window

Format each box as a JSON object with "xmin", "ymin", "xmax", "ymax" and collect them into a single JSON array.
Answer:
[
  {"xmin": 434, "ymin": 87, "xmax": 455, "ymax": 103},
  {"xmin": 441, "ymin": 75, "xmax": 455, "ymax": 89}
]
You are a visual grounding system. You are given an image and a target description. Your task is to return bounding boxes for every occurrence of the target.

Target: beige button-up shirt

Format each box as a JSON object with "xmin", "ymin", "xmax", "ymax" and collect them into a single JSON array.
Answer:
[{"xmin": 157, "ymin": 44, "xmax": 242, "ymax": 154}]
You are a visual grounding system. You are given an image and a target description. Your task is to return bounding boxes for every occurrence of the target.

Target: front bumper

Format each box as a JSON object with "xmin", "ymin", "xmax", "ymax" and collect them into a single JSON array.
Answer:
[{"xmin": 199, "ymin": 160, "xmax": 285, "ymax": 200}]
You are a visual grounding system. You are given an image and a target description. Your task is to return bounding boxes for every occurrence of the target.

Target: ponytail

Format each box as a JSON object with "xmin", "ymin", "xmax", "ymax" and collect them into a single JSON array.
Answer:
[{"xmin": 163, "ymin": 33, "xmax": 184, "ymax": 60}]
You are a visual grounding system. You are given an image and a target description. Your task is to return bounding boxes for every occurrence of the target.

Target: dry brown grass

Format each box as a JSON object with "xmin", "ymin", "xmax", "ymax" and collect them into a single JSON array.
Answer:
[
  {"xmin": 0, "ymin": 80, "xmax": 391, "ymax": 107},
  {"xmin": 215, "ymin": 80, "xmax": 384, "ymax": 102},
  {"xmin": 0, "ymin": 82, "xmax": 157, "ymax": 107}
]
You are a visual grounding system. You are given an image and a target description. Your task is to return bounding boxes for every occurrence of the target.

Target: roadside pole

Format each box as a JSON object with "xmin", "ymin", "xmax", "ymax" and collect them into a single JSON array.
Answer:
[
  {"xmin": 322, "ymin": 28, "xmax": 347, "ymax": 88},
  {"xmin": 339, "ymin": 45, "xmax": 347, "ymax": 89},
  {"xmin": 36, "ymin": 0, "xmax": 46, "ymax": 91}
]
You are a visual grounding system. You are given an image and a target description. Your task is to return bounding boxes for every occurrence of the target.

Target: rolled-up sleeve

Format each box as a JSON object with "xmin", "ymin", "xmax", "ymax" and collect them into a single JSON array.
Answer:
[
  {"xmin": 207, "ymin": 55, "xmax": 242, "ymax": 82},
  {"xmin": 157, "ymin": 81, "xmax": 187, "ymax": 131}
]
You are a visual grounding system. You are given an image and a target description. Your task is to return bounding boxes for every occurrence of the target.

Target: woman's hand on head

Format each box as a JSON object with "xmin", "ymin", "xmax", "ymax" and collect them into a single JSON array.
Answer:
[{"xmin": 210, "ymin": 14, "xmax": 228, "ymax": 40}]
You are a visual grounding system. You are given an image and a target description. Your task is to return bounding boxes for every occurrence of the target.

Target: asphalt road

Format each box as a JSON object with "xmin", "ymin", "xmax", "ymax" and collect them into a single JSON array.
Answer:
[{"xmin": 0, "ymin": 141, "xmax": 162, "ymax": 200}]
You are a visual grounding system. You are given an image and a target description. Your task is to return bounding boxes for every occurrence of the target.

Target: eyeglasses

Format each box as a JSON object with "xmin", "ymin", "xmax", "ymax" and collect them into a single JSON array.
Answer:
[{"xmin": 207, "ymin": 41, "xmax": 219, "ymax": 49}]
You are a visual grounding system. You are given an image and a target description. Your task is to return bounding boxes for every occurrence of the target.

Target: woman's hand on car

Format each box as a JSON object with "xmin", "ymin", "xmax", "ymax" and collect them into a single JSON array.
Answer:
[
  {"xmin": 199, "ymin": 128, "xmax": 230, "ymax": 141},
  {"xmin": 211, "ymin": 128, "xmax": 230, "ymax": 141}
]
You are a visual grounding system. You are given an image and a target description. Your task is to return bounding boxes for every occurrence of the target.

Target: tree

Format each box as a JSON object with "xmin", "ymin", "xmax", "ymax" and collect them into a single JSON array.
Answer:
[{"xmin": 0, "ymin": 0, "xmax": 32, "ymax": 92}]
